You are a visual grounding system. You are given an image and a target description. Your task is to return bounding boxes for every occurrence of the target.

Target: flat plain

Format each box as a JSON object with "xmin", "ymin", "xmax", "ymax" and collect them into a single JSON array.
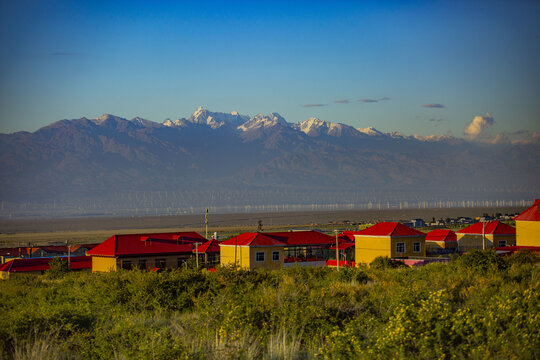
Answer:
[{"xmin": 0, "ymin": 205, "xmax": 525, "ymax": 247}]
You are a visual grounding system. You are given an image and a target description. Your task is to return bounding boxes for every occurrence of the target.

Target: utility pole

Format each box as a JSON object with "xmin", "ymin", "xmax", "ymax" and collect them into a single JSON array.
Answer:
[
  {"xmin": 66, "ymin": 240, "xmax": 71, "ymax": 271},
  {"xmin": 482, "ymin": 220, "xmax": 486, "ymax": 250},
  {"xmin": 334, "ymin": 230, "xmax": 339, "ymax": 271},
  {"xmin": 205, "ymin": 208, "xmax": 209, "ymax": 239},
  {"xmin": 194, "ymin": 242, "xmax": 202, "ymax": 268}
]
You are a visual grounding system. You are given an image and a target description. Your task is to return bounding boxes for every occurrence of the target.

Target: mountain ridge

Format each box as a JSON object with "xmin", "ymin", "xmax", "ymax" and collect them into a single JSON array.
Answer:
[{"xmin": 0, "ymin": 107, "xmax": 538, "ymax": 217}]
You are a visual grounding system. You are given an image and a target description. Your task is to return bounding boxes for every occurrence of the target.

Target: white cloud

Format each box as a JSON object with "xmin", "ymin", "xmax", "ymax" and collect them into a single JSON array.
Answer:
[{"xmin": 464, "ymin": 113, "xmax": 495, "ymax": 141}]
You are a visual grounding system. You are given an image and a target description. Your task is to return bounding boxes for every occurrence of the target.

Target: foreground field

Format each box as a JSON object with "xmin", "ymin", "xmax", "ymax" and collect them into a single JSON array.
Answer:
[{"xmin": 0, "ymin": 251, "xmax": 538, "ymax": 359}]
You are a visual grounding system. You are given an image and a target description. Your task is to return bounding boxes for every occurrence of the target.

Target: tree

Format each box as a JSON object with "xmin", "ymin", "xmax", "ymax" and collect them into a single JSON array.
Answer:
[{"xmin": 46, "ymin": 257, "xmax": 69, "ymax": 278}]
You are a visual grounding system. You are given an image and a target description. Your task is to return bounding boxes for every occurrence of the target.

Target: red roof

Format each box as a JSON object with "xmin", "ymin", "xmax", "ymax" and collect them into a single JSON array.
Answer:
[
  {"xmin": 195, "ymin": 239, "xmax": 221, "ymax": 253},
  {"xmin": 220, "ymin": 233, "xmax": 286, "ymax": 247},
  {"xmin": 33, "ymin": 246, "xmax": 69, "ymax": 254},
  {"xmin": 0, "ymin": 247, "xmax": 30, "ymax": 257},
  {"xmin": 456, "ymin": 221, "xmax": 516, "ymax": 235},
  {"xmin": 264, "ymin": 231, "xmax": 337, "ymax": 246},
  {"xmin": 356, "ymin": 222, "xmax": 426, "ymax": 237},
  {"xmin": 339, "ymin": 231, "xmax": 363, "ymax": 242},
  {"xmin": 515, "ymin": 199, "xmax": 540, "ymax": 221},
  {"xmin": 330, "ymin": 242, "xmax": 355, "ymax": 250},
  {"xmin": 426, "ymin": 229, "xmax": 457, "ymax": 242},
  {"xmin": 0, "ymin": 256, "xmax": 91, "ymax": 273},
  {"xmin": 87, "ymin": 232, "xmax": 207, "ymax": 257}
]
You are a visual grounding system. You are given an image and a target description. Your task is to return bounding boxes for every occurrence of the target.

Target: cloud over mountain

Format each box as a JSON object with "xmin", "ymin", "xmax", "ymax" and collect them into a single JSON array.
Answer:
[{"xmin": 464, "ymin": 113, "xmax": 495, "ymax": 141}]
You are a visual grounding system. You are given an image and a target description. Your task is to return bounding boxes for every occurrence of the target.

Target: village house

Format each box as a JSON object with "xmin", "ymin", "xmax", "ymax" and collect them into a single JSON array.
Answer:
[
  {"xmin": 425, "ymin": 229, "xmax": 458, "ymax": 255},
  {"xmin": 354, "ymin": 222, "xmax": 426, "ymax": 266},
  {"xmin": 456, "ymin": 221, "xmax": 516, "ymax": 251},
  {"xmin": 514, "ymin": 199, "xmax": 540, "ymax": 247},
  {"xmin": 219, "ymin": 232, "xmax": 285, "ymax": 270},
  {"xmin": 30, "ymin": 244, "xmax": 95, "ymax": 258},
  {"xmin": 194, "ymin": 238, "xmax": 221, "ymax": 267},
  {"xmin": 87, "ymin": 232, "xmax": 208, "ymax": 272},
  {"xmin": 0, "ymin": 256, "xmax": 91, "ymax": 279},
  {"xmin": 0, "ymin": 247, "xmax": 31, "ymax": 264},
  {"xmin": 264, "ymin": 231, "xmax": 343, "ymax": 267}
]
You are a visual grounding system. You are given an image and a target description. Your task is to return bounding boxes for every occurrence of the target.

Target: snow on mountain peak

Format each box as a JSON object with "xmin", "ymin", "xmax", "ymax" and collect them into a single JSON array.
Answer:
[
  {"xmin": 189, "ymin": 107, "xmax": 250, "ymax": 129},
  {"xmin": 238, "ymin": 113, "xmax": 289, "ymax": 131},
  {"xmin": 357, "ymin": 126, "xmax": 384, "ymax": 136},
  {"xmin": 92, "ymin": 114, "xmax": 127, "ymax": 125},
  {"xmin": 294, "ymin": 117, "xmax": 360, "ymax": 137}
]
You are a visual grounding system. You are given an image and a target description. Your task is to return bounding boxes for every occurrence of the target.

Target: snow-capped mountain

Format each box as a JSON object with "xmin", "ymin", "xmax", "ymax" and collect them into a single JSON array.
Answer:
[
  {"xmin": 183, "ymin": 106, "xmax": 250, "ymax": 129},
  {"xmin": 357, "ymin": 126, "xmax": 385, "ymax": 136},
  {"xmin": 238, "ymin": 113, "xmax": 289, "ymax": 132},
  {"xmin": 294, "ymin": 118, "xmax": 362, "ymax": 137},
  {"xmin": 1, "ymin": 107, "xmax": 538, "ymax": 217}
]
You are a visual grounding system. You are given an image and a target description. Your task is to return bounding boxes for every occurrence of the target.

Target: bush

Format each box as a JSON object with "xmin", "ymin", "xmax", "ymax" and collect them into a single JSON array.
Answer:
[
  {"xmin": 1, "ymin": 255, "xmax": 538, "ymax": 359},
  {"xmin": 452, "ymin": 250, "xmax": 508, "ymax": 272},
  {"xmin": 45, "ymin": 257, "xmax": 69, "ymax": 278},
  {"xmin": 370, "ymin": 256, "xmax": 407, "ymax": 269}
]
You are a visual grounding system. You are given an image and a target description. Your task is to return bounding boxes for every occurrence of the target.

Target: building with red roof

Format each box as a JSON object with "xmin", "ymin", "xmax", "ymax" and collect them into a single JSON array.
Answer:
[
  {"xmin": 514, "ymin": 199, "xmax": 540, "ymax": 246},
  {"xmin": 456, "ymin": 221, "xmax": 516, "ymax": 250},
  {"xmin": 425, "ymin": 229, "xmax": 458, "ymax": 255},
  {"xmin": 87, "ymin": 232, "xmax": 207, "ymax": 272},
  {"xmin": 220, "ymin": 233, "xmax": 285, "ymax": 270},
  {"xmin": 263, "ymin": 231, "xmax": 344, "ymax": 266},
  {"xmin": 194, "ymin": 239, "xmax": 221, "ymax": 267},
  {"xmin": 0, "ymin": 247, "xmax": 31, "ymax": 264},
  {"xmin": 354, "ymin": 222, "xmax": 426, "ymax": 266},
  {"xmin": 0, "ymin": 256, "xmax": 91, "ymax": 279}
]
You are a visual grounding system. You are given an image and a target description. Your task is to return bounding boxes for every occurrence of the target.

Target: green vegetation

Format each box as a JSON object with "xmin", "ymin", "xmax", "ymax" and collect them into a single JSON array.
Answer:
[{"xmin": 0, "ymin": 251, "xmax": 538, "ymax": 359}]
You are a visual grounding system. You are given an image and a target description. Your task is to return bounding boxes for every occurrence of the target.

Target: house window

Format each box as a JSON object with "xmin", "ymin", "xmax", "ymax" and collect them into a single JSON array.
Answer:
[
  {"xmin": 498, "ymin": 240, "xmax": 507, "ymax": 247},
  {"xmin": 138, "ymin": 259, "xmax": 147, "ymax": 269},
  {"xmin": 396, "ymin": 242, "xmax": 406, "ymax": 254},
  {"xmin": 155, "ymin": 258, "xmax": 166, "ymax": 268},
  {"xmin": 121, "ymin": 260, "xmax": 132, "ymax": 270},
  {"xmin": 272, "ymin": 251, "xmax": 280, "ymax": 261},
  {"xmin": 256, "ymin": 252, "xmax": 265, "ymax": 262},
  {"xmin": 413, "ymin": 242, "xmax": 421, "ymax": 253}
]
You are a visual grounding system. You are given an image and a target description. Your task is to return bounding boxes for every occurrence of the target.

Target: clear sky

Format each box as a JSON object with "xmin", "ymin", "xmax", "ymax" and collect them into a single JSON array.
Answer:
[{"xmin": 1, "ymin": 0, "xmax": 539, "ymax": 139}]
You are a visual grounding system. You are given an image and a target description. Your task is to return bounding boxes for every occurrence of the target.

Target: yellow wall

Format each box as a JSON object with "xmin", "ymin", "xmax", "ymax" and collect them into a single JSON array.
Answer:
[
  {"xmin": 457, "ymin": 234, "xmax": 516, "ymax": 251},
  {"xmin": 355, "ymin": 236, "xmax": 391, "ymax": 266},
  {"xmin": 516, "ymin": 221, "xmax": 540, "ymax": 246},
  {"xmin": 426, "ymin": 241, "xmax": 458, "ymax": 254},
  {"xmin": 220, "ymin": 245, "xmax": 283, "ymax": 270},
  {"xmin": 355, "ymin": 235, "xmax": 426, "ymax": 266},
  {"xmin": 249, "ymin": 247, "xmax": 283, "ymax": 270},
  {"xmin": 390, "ymin": 236, "xmax": 426, "ymax": 258},
  {"xmin": 220, "ymin": 245, "xmax": 246, "ymax": 268},
  {"xmin": 92, "ymin": 256, "xmax": 117, "ymax": 272}
]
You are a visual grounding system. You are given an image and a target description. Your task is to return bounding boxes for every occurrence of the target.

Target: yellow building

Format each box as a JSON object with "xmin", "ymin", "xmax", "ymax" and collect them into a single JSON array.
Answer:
[
  {"xmin": 456, "ymin": 221, "xmax": 516, "ymax": 251},
  {"xmin": 354, "ymin": 222, "xmax": 426, "ymax": 266},
  {"xmin": 515, "ymin": 199, "xmax": 540, "ymax": 246},
  {"xmin": 219, "ymin": 233, "xmax": 285, "ymax": 270},
  {"xmin": 87, "ymin": 232, "xmax": 208, "ymax": 272},
  {"xmin": 425, "ymin": 229, "xmax": 458, "ymax": 255}
]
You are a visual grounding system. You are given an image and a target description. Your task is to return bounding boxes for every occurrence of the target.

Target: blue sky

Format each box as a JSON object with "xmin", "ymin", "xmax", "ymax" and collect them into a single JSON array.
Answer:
[{"xmin": 1, "ymin": 0, "xmax": 539, "ymax": 139}]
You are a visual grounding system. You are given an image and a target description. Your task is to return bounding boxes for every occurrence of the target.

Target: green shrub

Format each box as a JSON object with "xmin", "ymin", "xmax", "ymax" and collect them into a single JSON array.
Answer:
[
  {"xmin": 45, "ymin": 257, "xmax": 69, "ymax": 278},
  {"xmin": 370, "ymin": 256, "xmax": 407, "ymax": 269}
]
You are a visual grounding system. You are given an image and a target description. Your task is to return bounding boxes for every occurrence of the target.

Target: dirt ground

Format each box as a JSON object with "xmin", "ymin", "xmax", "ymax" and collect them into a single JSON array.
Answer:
[{"xmin": 0, "ymin": 206, "xmax": 525, "ymax": 247}]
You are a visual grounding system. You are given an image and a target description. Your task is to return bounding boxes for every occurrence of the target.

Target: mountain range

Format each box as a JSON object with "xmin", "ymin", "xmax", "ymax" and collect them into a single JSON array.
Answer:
[{"xmin": 0, "ymin": 107, "xmax": 538, "ymax": 217}]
